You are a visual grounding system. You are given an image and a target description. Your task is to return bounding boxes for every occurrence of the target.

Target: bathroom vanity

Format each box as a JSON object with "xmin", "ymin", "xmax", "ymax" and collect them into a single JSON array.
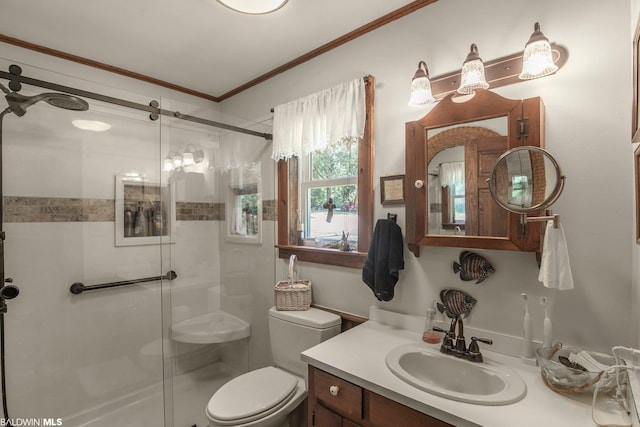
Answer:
[
  {"xmin": 308, "ymin": 365, "xmax": 451, "ymax": 426},
  {"xmin": 302, "ymin": 307, "xmax": 616, "ymax": 427}
]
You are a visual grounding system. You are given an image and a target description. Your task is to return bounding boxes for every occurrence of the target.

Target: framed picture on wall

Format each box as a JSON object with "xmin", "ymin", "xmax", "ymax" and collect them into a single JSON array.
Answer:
[
  {"xmin": 380, "ymin": 174, "xmax": 405, "ymax": 205},
  {"xmin": 636, "ymin": 146, "xmax": 640, "ymax": 244},
  {"xmin": 633, "ymin": 17, "xmax": 640, "ymax": 142}
]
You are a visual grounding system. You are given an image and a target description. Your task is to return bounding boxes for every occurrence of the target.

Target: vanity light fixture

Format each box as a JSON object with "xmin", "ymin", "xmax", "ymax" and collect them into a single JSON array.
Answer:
[
  {"xmin": 182, "ymin": 145, "xmax": 196, "ymax": 166},
  {"xmin": 408, "ymin": 23, "xmax": 568, "ymax": 103},
  {"xmin": 216, "ymin": 0, "xmax": 288, "ymax": 14},
  {"xmin": 457, "ymin": 44, "xmax": 489, "ymax": 95},
  {"xmin": 519, "ymin": 22, "xmax": 558, "ymax": 80},
  {"xmin": 163, "ymin": 155, "xmax": 175, "ymax": 172},
  {"xmin": 163, "ymin": 145, "xmax": 206, "ymax": 172},
  {"xmin": 408, "ymin": 61, "xmax": 435, "ymax": 106}
]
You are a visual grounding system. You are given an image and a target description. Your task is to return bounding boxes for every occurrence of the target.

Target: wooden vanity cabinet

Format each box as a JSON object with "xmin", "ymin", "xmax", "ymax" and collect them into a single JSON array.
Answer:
[{"xmin": 308, "ymin": 366, "xmax": 453, "ymax": 427}]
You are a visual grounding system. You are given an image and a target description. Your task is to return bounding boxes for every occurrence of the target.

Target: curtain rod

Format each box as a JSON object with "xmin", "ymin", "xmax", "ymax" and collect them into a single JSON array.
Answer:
[{"xmin": 0, "ymin": 66, "xmax": 272, "ymax": 140}]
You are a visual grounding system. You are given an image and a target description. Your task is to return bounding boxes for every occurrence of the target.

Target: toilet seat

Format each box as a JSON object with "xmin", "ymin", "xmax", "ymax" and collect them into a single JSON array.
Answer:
[{"xmin": 206, "ymin": 367, "xmax": 300, "ymax": 426}]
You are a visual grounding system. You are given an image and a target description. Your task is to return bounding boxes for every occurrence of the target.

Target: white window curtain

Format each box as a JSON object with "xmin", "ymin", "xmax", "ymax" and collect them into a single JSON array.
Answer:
[
  {"xmin": 271, "ymin": 77, "xmax": 366, "ymax": 160},
  {"xmin": 439, "ymin": 162, "xmax": 465, "ymax": 188}
]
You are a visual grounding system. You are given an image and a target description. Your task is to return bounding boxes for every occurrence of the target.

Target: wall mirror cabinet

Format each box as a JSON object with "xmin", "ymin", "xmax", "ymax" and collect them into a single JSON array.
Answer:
[{"xmin": 405, "ymin": 89, "xmax": 544, "ymax": 256}]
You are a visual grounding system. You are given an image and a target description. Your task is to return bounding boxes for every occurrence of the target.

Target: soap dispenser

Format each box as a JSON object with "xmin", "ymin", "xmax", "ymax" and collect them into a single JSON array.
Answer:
[{"xmin": 422, "ymin": 307, "xmax": 443, "ymax": 344}]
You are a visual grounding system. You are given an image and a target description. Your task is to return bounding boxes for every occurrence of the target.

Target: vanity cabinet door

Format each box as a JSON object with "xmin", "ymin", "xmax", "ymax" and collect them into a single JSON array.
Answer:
[
  {"xmin": 312, "ymin": 367, "xmax": 363, "ymax": 420},
  {"xmin": 313, "ymin": 403, "xmax": 343, "ymax": 427}
]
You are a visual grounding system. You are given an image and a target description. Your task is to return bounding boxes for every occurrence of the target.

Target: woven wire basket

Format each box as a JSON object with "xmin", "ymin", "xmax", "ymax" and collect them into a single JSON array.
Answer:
[
  {"xmin": 535, "ymin": 343, "xmax": 621, "ymax": 394},
  {"xmin": 274, "ymin": 280, "xmax": 312, "ymax": 311}
]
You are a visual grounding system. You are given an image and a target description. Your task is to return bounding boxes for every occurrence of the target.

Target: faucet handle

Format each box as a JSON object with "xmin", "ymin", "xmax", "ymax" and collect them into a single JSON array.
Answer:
[{"xmin": 468, "ymin": 337, "xmax": 493, "ymax": 354}]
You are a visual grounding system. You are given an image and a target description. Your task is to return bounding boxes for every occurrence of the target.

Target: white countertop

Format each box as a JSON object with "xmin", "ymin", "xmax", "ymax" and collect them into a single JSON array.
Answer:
[{"xmin": 301, "ymin": 307, "xmax": 605, "ymax": 427}]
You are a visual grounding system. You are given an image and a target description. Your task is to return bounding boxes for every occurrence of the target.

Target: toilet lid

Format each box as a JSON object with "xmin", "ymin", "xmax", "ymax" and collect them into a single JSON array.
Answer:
[{"xmin": 207, "ymin": 367, "xmax": 299, "ymax": 424}]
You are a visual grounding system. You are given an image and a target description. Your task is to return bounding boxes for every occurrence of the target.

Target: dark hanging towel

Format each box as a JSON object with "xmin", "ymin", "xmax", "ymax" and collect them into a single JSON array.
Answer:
[{"xmin": 362, "ymin": 219, "xmax": 404, "ymax": 301}]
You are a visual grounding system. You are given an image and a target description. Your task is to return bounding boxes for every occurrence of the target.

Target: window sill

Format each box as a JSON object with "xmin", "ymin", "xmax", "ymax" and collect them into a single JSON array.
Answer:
[{"xmin": 276, "ymin": 245, "xmax": 366, "ymax": 269}]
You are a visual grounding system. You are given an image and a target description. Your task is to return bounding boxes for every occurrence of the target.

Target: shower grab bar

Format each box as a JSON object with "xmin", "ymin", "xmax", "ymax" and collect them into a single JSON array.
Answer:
[{"xmin": 70, "ymin": 270, "xmax": 177, "ymax": 294}]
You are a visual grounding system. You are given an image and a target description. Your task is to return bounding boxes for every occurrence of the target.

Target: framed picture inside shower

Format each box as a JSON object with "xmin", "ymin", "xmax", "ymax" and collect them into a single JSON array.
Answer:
[
  {"xmin": 226, "ymin": 163, "xmax": 262, "ymax": 244},
  {"xmin": 114, "ymin": 174, "xmax": 176, "ymax": 246}
]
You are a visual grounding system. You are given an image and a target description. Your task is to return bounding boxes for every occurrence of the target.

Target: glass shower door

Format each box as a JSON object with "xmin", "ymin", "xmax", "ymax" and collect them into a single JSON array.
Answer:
[
  {"xmin": 1, "ymin": 84, "xmax": 167, "ymax": 426},
  {"xmin": 159, "ymin": 108, "xmax": 251, "ymax": 427}
]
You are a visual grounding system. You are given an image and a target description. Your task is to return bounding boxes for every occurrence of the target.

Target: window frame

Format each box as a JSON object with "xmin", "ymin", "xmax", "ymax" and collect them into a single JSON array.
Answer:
[{"xmin": 276, "ymin": 76, "xmax": 374, "ymax": 269}]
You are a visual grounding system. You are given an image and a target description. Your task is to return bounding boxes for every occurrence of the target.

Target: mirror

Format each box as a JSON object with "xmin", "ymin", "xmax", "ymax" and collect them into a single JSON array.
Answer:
[
  {"xmin": 488, "ymin": 146, "xmax": 565, "ymax": 214},
  {"xmin": 405, "ymin": 89, "xmax": 544, "ymax": 255},
  {"xmin": 427, "ymin": 117, "xmax": 508, "ymax": 237}
]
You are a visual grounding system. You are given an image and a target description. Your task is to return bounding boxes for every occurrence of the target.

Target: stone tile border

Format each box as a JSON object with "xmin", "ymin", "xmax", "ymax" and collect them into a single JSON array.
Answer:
[
  {"xmin": 4, "ymin": 196, "xmax": 277, "ymax": 223},
  {"xmin": 175, "ymin": 202, "xmax": 224, "ymax": 221},
  {"xmin": 4, "ymin": 196, "xmax": 114, "ymax": 222}
]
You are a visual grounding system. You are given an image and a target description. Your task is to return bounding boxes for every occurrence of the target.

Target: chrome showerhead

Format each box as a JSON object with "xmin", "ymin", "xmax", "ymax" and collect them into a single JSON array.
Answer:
[{"xmin": 5, "ymin": 91, "xmax": 89, "ymax": 117}]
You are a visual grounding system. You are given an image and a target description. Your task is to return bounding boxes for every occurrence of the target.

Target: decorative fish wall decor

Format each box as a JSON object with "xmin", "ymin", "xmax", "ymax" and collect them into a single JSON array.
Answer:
[
  {"xmin": 436, "ymin": 289, "xmax": 477, "ymax": 319},
  {"xmin": 453, "ymin": 251, "xmax": 495, "ymax": 284}
]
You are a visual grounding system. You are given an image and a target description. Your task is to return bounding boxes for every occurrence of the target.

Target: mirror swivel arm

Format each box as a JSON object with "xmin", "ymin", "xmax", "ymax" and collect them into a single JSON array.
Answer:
[{"xmin": 522, "ymin": 210, "xmax": 560, "ymax": 229}]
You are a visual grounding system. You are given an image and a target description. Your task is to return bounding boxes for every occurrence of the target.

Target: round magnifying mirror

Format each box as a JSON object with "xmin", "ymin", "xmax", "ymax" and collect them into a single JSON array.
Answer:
[{"xmin": 488, "ymin": 146, "xmax": 565, "ymax": 214}]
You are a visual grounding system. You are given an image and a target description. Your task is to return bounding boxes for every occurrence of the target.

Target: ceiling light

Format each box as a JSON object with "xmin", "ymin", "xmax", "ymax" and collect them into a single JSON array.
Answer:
[
  {"xmin": 519, "ymin": 22, "xmax": 558, "ymax": 80},
  {"xmin": 408, "ymin": 61, "xmax": 435, "ymax": 106},
  {"xmin": 457, "ymin": 44, "xmax": 489, "ymax": 95},
  {"xmin": 72, "ymin": 119, "xmax": 111, "ymax": 132},
  {"xmin": 216, "ymin": 0, "xmax": 288, "ymax": 14}
]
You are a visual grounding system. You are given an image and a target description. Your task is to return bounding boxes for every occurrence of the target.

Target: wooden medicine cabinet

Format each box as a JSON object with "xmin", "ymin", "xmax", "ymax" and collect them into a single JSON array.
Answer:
[{"xmin": 405, "ymin": 89, "xmax": 544, "ymax": 256}]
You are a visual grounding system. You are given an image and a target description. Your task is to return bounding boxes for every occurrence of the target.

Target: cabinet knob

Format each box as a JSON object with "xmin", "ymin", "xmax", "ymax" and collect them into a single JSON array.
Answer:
[
  {"xmin": 414, "ymin": 180, "xmax": 424, "ymax": 189},
  {"xmin": 329, "ymin": 385, "xmax": 339, "ymax": 396}
]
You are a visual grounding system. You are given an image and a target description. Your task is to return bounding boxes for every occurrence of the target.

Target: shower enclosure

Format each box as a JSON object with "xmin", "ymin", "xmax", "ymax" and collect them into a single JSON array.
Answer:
[{"xmin": 0, "ymin": 58, "xmax": 275, "ymax": 427}]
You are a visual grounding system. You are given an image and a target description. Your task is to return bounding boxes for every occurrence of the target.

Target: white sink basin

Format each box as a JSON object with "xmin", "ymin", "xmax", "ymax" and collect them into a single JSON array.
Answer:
[{"xmin": 385, "ymin": 343, "xmax": 526, "ymax": 405}]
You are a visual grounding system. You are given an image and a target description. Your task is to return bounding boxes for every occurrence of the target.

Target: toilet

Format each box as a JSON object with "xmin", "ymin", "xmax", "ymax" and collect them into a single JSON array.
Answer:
[{"xmin": 205, "ymin": 306, "xmax": 342, "ymax": 427}]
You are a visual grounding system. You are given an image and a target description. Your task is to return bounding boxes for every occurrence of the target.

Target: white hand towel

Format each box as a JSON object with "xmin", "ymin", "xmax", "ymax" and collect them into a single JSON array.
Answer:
[{"xmin": 538, "ymin": 220, "xmax": 574, "ymax": 290}]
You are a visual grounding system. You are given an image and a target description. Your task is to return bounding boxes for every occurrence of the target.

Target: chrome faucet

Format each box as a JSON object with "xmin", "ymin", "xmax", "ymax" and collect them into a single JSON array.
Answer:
[{"xmin": 434, "ymin": 315, "xmax": 493, "ymax": 363}]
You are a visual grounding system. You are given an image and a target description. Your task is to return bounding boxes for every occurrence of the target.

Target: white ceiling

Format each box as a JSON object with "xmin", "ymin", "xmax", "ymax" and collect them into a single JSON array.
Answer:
[{"xmin": 0, "ymin": 0, "xmax": 424, "ymax": 100}]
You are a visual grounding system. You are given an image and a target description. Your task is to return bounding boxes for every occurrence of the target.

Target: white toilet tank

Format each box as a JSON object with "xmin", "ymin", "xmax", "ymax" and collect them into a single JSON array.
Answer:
[{"xmin": 268, "ymin": 306, "xmax": 341, "ymax": 377}]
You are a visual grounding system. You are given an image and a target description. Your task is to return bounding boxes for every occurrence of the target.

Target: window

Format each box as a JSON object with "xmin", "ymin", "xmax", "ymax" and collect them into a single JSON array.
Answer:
[
  {"xmin": 450, "ymin": 180, "xmax": 465, "ymax": 223},
  {"xmin": 510, "ymin": 175, "xmax": 531, "ymax": 207},
  {"xmin": 276, "ymin": 77, "xmax": 374, "ymax": 268},
  {"xmin": 226, "ymin": 163, "xmax": 262, "ymax": 244},
  {"xmin": 301, "ymin": 143, "xmax": 358, "ymax": 249}
]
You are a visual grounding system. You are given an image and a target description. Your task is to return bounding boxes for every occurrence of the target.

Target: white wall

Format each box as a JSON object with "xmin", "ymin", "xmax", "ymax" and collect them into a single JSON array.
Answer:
[{"xmin": 223, "ymin": 0, "xmax": 635, "ymax": 353}]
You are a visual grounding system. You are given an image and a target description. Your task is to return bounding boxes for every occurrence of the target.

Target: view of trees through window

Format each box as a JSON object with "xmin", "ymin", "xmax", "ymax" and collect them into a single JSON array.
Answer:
[{"xmin": 303, "ymin": 142, "xmax": 358, "ymax": 247}]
